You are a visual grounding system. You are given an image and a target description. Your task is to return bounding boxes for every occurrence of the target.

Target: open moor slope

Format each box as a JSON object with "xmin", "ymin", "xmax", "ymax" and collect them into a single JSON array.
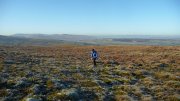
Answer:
[{"xmin": 0, "ymin": 45, "xmax": 180, "ymax": 101}]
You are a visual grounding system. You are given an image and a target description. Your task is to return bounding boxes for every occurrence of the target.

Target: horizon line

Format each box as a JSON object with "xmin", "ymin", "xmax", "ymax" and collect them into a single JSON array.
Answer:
[{"xmin": 0, "ymin": 33, "xmax": 180, "ymax": 36}]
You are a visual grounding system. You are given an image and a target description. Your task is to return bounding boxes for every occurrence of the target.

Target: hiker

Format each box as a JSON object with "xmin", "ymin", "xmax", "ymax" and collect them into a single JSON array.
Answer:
[{"xmin": 91, "ymin": 49, "xmax": 98, "ymax": 67}]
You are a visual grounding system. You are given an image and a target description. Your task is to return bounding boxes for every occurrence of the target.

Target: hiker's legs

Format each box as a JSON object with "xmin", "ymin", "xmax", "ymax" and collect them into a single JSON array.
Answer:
[{"xmin": 93, "ymin": 58, "xmax": 96, "ymax": 66}]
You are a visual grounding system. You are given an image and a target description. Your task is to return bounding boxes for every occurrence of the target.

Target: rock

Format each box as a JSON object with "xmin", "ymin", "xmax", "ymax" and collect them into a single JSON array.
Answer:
[
  {"xmin": 26, "ymin": 98, "xmax": 41, "ymax": 101},
  {"xmin": 32, "ymin": 84, "xmax": 46, "ymax": 95}
]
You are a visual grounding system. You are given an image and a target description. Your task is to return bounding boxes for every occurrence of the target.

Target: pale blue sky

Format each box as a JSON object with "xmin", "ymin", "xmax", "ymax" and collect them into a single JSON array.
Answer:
[{"xmin": 0, "ymin": 0, "xmax": 180, "ymax": 35}]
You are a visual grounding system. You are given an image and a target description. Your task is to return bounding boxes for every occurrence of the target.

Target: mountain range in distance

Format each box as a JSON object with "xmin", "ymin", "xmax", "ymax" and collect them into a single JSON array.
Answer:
[
  {"xmin": 0, "ymin": 34, "xmax": 179, "ymax": 46},
  {"xmin": 12, "ymin": 33, "xmax": 180, "ymax": 40},
  {"xmin": 12, "ymin": 33, "xmax": 97, "ymax": 41}
]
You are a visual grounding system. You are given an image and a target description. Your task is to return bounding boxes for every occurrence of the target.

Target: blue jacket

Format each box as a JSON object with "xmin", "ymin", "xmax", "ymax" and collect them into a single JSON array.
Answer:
[{"xmin": 91, "ymin": 51, "xmax": 98, "ymax": 59}]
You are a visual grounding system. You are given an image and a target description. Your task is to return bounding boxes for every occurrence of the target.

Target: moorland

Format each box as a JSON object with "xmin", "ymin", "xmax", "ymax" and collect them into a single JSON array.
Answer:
[{"xmin": 0, "ymin": 45, "xmax": 179, "ymax": 101}]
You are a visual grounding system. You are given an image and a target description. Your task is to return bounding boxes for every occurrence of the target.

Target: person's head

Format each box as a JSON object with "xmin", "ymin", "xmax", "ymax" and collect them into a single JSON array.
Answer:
[{"xmin": 92, "ymin": 49, "xmax": 95, "ymax": 51}]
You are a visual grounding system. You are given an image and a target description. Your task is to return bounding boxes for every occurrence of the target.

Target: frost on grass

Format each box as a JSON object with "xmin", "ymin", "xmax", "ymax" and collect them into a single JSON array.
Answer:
[{"xmin": 0, "ymin": 45, "xmax": 179, "ymax": 101}]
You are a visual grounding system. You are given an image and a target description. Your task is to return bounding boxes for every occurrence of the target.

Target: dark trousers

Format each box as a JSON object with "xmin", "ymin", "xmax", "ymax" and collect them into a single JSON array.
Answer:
[{"xmin": 93, "ymin": 58, "xmax": 96, "ymax": 66}]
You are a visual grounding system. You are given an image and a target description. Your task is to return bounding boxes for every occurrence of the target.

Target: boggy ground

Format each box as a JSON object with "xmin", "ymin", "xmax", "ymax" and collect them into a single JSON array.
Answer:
[{"xmin": 0, "ymin": 45, "xmax": 179, "ymax": 101}]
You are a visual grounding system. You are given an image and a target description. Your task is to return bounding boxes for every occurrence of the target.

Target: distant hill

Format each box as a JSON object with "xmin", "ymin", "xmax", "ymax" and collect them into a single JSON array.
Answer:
[
  {"xmin": 111, "ymin": 38, "xmax": 180, "ymax": 45},
  {"xmin": 80, "ymin": 38, "xmax": 180, "ymax": 46},
  {"xmin": 0, "ymin": 34, "xmax": 179, "ymax": 46},
  {"xmin": 12, "ymin": 34, "xmax": 97, "ymax": 41},
  {"xmin": 0, "ymin": 35, "xmax": 69, "ymax": 45},
  {"xmin": 0, "ymin": 35, "xmax": 96, "ymax": 46},
  {"xmin": 0, "ymin": 35, "xmax": 28, "ymax": 45},
  {"xmin": 96, "ymin": 35, "xmax": 180, "ymax": 39}
]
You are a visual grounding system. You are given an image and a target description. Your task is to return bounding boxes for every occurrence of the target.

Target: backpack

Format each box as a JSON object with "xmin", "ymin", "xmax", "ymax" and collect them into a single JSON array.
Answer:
[{"xmin": 92, "ymin": 51, "xmax": 98, "ymax": 59}]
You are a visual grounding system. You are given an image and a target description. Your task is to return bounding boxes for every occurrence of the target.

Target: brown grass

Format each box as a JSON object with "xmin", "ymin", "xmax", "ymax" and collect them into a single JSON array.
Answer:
[{"xmin": 0, "ymin": 45, "xmax": 179, "ymax": 101}]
